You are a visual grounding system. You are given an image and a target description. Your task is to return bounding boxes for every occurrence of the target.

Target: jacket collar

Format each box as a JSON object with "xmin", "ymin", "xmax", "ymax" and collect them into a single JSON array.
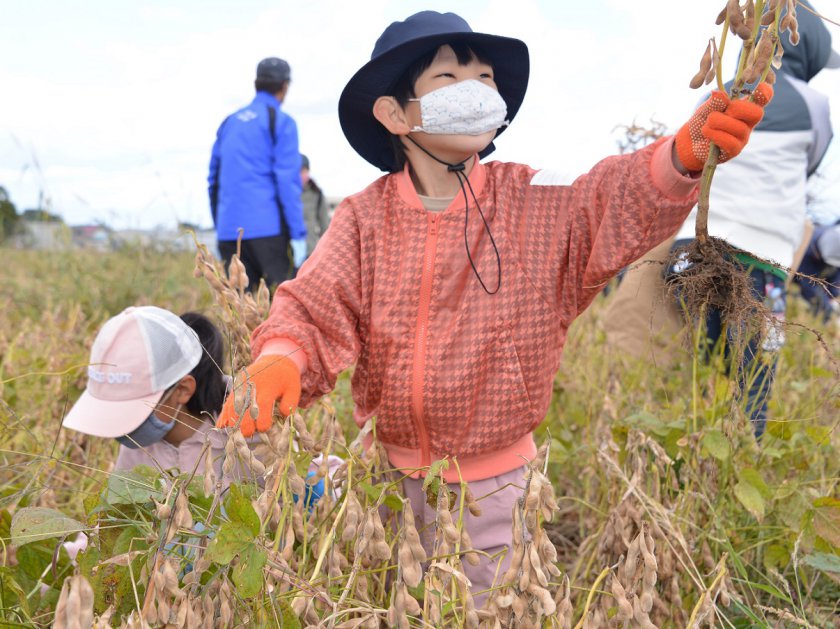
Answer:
[
  {"xmin": 395, "ymin": 155, "xmax": 487, "ymax": 212},
  {"xmin": 253, "ymin": 91, "xmax": 281, "ymax": 108}
]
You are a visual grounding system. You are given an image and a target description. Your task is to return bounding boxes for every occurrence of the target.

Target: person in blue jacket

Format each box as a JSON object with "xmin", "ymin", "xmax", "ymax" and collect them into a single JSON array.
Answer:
[
  {"xmin": 794, "ymin": 220, "xmax": 840, "ymax": 321},
  {"xmin": 208, "ymin": 57, "xmax": 307, "ymax": 289}
]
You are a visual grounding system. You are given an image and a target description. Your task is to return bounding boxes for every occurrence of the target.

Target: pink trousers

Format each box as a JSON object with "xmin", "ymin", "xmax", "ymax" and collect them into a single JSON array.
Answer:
[{"xmin": 399, "ymin": 465, "xmax": 528, "ymax": 606}]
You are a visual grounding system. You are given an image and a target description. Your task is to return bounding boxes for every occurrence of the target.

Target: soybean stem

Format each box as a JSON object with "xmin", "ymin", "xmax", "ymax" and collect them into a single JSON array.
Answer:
[
  {"xmin": 572, "ymin": 565, "xmax": 611, "ymax": 629},
  {"xmin": 695, "ymin": 144, "xmax": 721, "ymax": 246}
]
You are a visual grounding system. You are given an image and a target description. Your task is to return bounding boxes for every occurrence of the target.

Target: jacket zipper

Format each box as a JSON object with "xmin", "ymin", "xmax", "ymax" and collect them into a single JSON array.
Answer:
[{"xmin": 411, "ymin": 213, "xmax": 440, "ymax": 469}]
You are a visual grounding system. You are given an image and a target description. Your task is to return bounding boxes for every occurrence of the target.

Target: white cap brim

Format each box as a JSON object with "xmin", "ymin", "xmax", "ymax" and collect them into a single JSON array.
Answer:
[
  {"xmin": 62, "ymin": 389, "xmax": 164, "ymax": 438},
  {"xmin": 826, "ymin": 49, "xmax": 840, "ymax": 69}
]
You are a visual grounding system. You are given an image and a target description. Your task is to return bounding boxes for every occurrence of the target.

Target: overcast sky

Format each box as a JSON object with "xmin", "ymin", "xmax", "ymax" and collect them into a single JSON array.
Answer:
[{"xmin": 1, "ymin": 0, "xmax": 839, "ymax": 229}]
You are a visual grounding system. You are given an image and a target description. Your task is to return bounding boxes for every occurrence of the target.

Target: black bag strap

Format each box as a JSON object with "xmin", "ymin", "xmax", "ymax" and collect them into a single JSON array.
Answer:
[
  {"xmin": 266, "ymin": 104, "xmax": 288, "ymax": 234},
  {"xmin": 267, "ymin": 105, "xmax": 277, "ymax": 145}
]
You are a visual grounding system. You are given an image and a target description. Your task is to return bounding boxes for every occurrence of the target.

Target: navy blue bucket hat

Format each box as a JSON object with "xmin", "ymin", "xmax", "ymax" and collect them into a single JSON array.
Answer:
[{"xmin": 339, "ymin": 11, "xmax": 530, "ymax": 172}]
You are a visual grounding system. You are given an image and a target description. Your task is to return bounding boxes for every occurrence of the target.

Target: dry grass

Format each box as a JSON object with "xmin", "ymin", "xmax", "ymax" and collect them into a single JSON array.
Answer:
[{"xmin": 0, "ymin": 243, "xmax": 838, "ymax": 628}]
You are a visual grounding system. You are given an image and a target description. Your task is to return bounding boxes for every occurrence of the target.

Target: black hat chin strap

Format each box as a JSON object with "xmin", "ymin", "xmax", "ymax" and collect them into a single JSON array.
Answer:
[{"xmin": 406, "ymin": 136, "xmax": 501, "ymax": 295}]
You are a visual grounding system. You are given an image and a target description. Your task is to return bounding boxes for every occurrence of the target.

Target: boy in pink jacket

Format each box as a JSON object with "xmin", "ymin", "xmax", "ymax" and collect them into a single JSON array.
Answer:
[{"xmin": 218, "ymin": 11, "xmax": 770, "ymax": 595}]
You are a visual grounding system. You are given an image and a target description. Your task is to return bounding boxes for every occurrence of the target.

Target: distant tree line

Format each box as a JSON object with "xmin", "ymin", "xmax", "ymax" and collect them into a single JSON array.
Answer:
[{"xmin": 0, "ymin": 186, "xmax": 65, "ymax": 242}]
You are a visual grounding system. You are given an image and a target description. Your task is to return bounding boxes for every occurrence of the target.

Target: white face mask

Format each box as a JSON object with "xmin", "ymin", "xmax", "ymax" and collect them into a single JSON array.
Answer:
[{"xmin": 409, "ymin": 79, "xmax": 509, "ymax": 136}]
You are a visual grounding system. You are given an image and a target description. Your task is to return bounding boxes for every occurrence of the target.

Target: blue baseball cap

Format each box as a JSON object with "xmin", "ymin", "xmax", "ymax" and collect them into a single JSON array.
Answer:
[{"xmin": 257, "ymin": 57, "xmax": 291, "ymax": 82}]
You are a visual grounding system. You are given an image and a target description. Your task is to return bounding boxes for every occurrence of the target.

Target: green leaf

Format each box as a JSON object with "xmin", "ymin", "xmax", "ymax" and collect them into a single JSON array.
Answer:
[
  {"xmin": 813, "ymin": 497, "xmax": 840, "ymax": 508},
  {"xmin": 734, "ymin": 480, "xmax": 765, "ymax": 522},
  {"xmin": 382, "ymin": 493, "xmax": 404, "ymax": 514},
  {"xmin": 762, "ymin": 544, "xmax": 789, "ymax": 572},
  {"xmin": 730, "ymin": 577, "xmax": 792, "ymax": 604},
  {"xmin": 113, "ymin": 524, "xmax": 149, "ymax": 556},
  {"xmin": 812, "ymin": 504, "xmax": 840, "ymax": 547},
  {"xmin": 776, "ymin": 491, "xmax": 810, "ymax": 532},
  {"xmin": 702, "ymin": 430, "xmax": 730, "ymax": 461},
  {"xmin": 662, "ymin": 428, "xmax": 686, "ymax": 460},
  {"xmin": 805, "ymin": 425, "xmax": 832, "ymax": 445},
  {"xmin": 356, "ymin": 481, "xmax": 403, "ymax": 513},
  {"xmin": 224, "ymin": 484, "xmax": 260, "ymax": 536},
  {"xmin": 423, "ymin": 477, "xmax": 442, "ymax": 509},
  {"xmin": 760, "ymin": 446, "xmax": 784, "ymax": 459},
  {"xmin": 358, "ymin": 481, "xmax": 383, "ymax": 504},
  {"xmin": 0, "ymin": 566, "xmax": 31, "ymax": 618},
  {"xmin": 766, "ymin": 419, "xmax": 793, "ymax": 440},
  {"xmin": 774, "ymin": 480, "xmax": 798, "ymax": 501},
  {"xmin": 15, "ymin": 543, "xmax": 53, "ymax": 581},
  {"xmin": 205, "ymin": 521, "xmax": 252, "ymax": 565},
  {"xmin": 623, "ymin": 411, "xmax": 669, "ymax": 437},
  {"xmin": 10, "ymin": 507, "xmax": 85, "ymax": 546},
  {"xmin": 739, "ymin": 468, "xmax": 771, "ymax": 500},
  {"xmin": 422, "ymin": 459, "xmax": 450, "ymax": 491},
  {"xmin": 801, "ymin": 552, "xmax": 840, "ymax": 574},
  {"xmin": 809, "ymin": 366, "xmax": 834, "ymax": 379},
  {"xmin": 185, "ymin": 475, "xmax": 215, "ymax": 509},
  {"xmin": 105, "ymin": 467, "xmax": 165, "ymax": 505},
  {"xmin": 232, "ymin": 545, "xmax": 267, "ymax": 598},
  {"xmin": 276, "ymin": 599, "xmax": 302, "ymax": 629}
]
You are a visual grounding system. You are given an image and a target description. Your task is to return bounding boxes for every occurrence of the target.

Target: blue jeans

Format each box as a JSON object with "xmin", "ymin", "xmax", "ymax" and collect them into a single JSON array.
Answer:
[{"xmin": 704, "ymin": 269, "xmax": 785, "ymax": 438}]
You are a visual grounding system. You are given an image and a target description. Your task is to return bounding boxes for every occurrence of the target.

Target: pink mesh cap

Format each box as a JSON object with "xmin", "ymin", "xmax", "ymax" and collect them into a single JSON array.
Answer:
[{"xmin": 62, "ymin": 306, "xmax": 203, "ymax": 438}]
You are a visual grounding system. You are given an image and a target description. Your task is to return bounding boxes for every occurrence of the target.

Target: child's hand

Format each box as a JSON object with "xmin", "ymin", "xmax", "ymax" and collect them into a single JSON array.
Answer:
[
  {"xmin": 217, "ymin": 355, "xmax": 301, "ymax": 437},
  {"xmin": 675, "ymin": 82, "xmax": 773, "ymax": 173}
]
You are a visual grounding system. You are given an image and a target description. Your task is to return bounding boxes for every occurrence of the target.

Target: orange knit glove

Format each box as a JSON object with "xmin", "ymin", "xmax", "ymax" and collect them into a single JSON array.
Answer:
[
  {"xmin": 675, "ymin": 82, "xmax": 773, "ymax": 172},
  {"xmin": 217, "ymin": 355, "xmax": 301, "ymax": 437}
]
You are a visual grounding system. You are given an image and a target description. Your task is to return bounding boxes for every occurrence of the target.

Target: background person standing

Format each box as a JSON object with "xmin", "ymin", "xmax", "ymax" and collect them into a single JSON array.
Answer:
[
  {"xmin": 208, "ymin": 57, "xmax": 307, "ymax": 290},
  {"xmin": 794, "ymin": 220, "xmax": 840, "ymax": 321},
  {"xmin": 299, "ymin": 154, "xmax": 331, "ymax": 266},
  {"xmin": 602, "ymin": 0, "xmax": 837, "ymax": 438}
]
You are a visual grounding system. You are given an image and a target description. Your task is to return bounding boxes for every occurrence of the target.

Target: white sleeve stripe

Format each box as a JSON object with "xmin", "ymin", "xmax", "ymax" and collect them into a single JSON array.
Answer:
[{"xmin": 529, "ymin": 170, "xmax": 574, "ymax": 186}]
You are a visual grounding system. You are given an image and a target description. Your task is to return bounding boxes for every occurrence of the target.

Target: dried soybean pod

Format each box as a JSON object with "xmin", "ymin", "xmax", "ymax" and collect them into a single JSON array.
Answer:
[
  {"xmin": 77, "ymin": 576, "xmax": 94, "ymax": 629},
  {"xmin": 715, "ymin": 6, "xmax": 727, "ymax": 25},
  {"xmin": 771, "ymin": 46, "xmax": 784, "ymax": 69},
  {"xmin": 518, "ymin": 545, "xmax": 532, "ymax": 590},
  {"xmin": 399, "ymin": 544, "xmax": 422, "ymax": 588},
  {"xmin": 742, "ymin": 34, "xmax": 767, "ymax": 85},
  {"xmin": 789, "ymin": 21, "xmax": 800, "ymax": 45},
  {"xmin": 751, "ymin": 30, "xmax": 776, "ymax": 79},
  {"xmin": 745, "ymin": 0, "xmax": 756, "ymax": 32},
  {"xmin": 780, "ymin": 12, "xmax": 794, "ymax": 35},
  {"xmin": 624, "ymin": 534, "xmax": 641, "ymax": 583},
  {"xmin": 610, "ymin": 576, "xmax": 634, "ymax": 621},
  {"xmin": 639, "ymin": 528, "xmax": 658, "ymax": 585},
  {"xmin": 495, "ymin": 593, "xmax": 514, "ymax": 609},
  {"xmin": 502, "ymin": 543, "xmax": 525, "ymax": 584},
  {"xmin": 401, "ymin": 582, "xmax": 422, "ymax": 615},
  {"xmin": 728, "ymin": 0, "xmax": 752, "ymax": 40},
  {"xmin": 154, "ymin": 498, "xmax": 171, "ymax": 520},
  {"xmin": 64, "ymin": 578, "xmax": 82, "ymax": 629},
  {"xmin": 526, "ymin": 582, "xmax": 556, "ymax": 616},
  {"xmin": 690, "ymin": 41, "xmax": 713, "ymax": 89},
  {"xmin": 640, "ymin": 588, "xmax": 654, "ymax": 613},
  {"xmin": 464, "ymin": 485, "xmax": 482, "ymax": 517}
]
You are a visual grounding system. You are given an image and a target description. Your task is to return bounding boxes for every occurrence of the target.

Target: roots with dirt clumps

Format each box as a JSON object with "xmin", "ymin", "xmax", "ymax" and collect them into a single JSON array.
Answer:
[{"xmin": 665, "ymin": 237, "xmax": 767, "ymax": 334}]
